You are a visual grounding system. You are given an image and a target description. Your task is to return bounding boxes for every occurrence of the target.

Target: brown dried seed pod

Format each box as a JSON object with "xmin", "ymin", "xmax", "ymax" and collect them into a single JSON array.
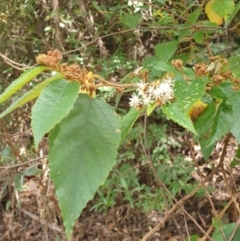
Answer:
[{"xmin": 171, "ymin": 59, "xmax": 183, "ymax": 69}]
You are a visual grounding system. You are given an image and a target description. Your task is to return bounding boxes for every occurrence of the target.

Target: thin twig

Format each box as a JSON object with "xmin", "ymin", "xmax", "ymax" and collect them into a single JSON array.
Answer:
[
  {"xmin": 16, "ymin": 205, "xmax": 62, "ymax": 233},
  {"xmin": 63, "ymin": 25, "xmax": 229, "ymax": 55},
  {"xmin": 0, "ymin": 52, "xmax": 31, "ymax": 70},
  {"xmin": 0, "ymin": 156, "xmax": 47, "ymax": 169},
  {"xmin": 190, "ymin": 135, "xmax": 232, "ymax": 241},
  {"xmin": 140, "ymin": 115, "xmax": 214, "ymax": 240}
]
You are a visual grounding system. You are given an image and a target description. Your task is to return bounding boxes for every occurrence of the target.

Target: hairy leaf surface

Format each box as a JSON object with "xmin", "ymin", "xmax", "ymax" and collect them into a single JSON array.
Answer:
[
  {"xmin": 48, "ymin": 94, "xmax": 121, "ymax": 239},
  {"xmin": 162, "ymin": 101, "xmax": 196, "ymax": 134},
  {"xmin": 31, "ymin": 78, "xmax": 80, "ymax": 148}
]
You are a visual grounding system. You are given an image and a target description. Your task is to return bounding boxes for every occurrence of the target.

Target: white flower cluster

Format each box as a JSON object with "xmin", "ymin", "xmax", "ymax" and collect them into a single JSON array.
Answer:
[
  {"xmin": 129, "ymin": 76, "xmax": 175, "ymax": 108},
  {"xmin": 128, "ymin": 0, "xmax": 143, "ymax": 13}
]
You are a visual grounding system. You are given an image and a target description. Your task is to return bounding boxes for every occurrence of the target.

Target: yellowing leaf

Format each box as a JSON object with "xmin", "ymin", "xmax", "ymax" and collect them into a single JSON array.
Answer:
[
  {"xmin": 188, "ymin": 99, "xmax": 207, "ymax": 121},
  {"xmin": 205, "ymin": 0, "xmax": 223, "ymax": 25},
  {"xmin": 153, "ymin": 9, "xmax": 163, "ymax": 18}
]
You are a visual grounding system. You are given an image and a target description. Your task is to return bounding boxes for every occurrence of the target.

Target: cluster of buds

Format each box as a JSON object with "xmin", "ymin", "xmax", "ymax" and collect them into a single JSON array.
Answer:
[
  {"xmin": 129, "ymin": 76, "xmax": 175, "ymax": 109},
  {"xmin": 36, "ymin": 50, "xmax": 62, "ymax": 69},
  {"xmin": 36, "ymin": 50, "xmax": 96, "ymax": 96}
]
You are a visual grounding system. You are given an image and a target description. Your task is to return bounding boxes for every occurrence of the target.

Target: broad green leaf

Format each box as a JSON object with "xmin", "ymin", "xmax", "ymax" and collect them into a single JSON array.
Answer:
[
  {"xmin": 224, "ymin": 1, "xmax": 240, "ymax": 28},
  {"xmin": 212, "ymin": 223, "xmax": 240, "ymax": 241},
  {"xmin": 120, "ymin": 107, "xmax": 140, "ymax": 144},
  {"xmin": 0, "ymin": 74, "xmax": 63, "ymax": 118},
  {"xmin": 174, "ymin": 78, "xmax": 206, "ymax": 113},
  {"xmin": 0, "ymin": 66, "xmax": 46, "ymax": 104},
  {"xmin": 209, "ymin": 85, "xmax": 229, "ymax": 100},
  {"xmin": 154, "ymin": 41, "xmax": 178, "ymax": 62},
  {"xmin": 194, "ymin": 102, "xmax": 218, "ymax": 160},
  {"xmin": 120, "ymin": 13, "xmax": 141, "ymax": 28},
  {"xmin": 152, "ymin": 62, "xmax": 175, "ymax": 72},
  {"xmin": 228, "ymin": 91, "xmax": 240, "ymax": 143},
  {"xmin": 207, "ymin": 101, "xmax": 233, "ymax": 146},
  {"xmin": 212, "ymin": 0, "xmax": 235, "ymax": 17},
  {"xmin": 228, "ymin": 56, "xmax": 240, "ymax": 73},
  {"xmin": 48, "ymin": 94, "xmax": 121, "ymax": 240},
  {"xmin": 231, "ymin": 145, "xmax": 240, "ymax": 168},
  {"xmin": 162, "ymin": 101, "xmax": 197, "ymax": 134},
  {"xmin": 179, "ymin": 9, "xmax": 202, "ymax": 40},
  {"xmin": 31, "ymin": 79, "xmax": 80, "ymax": 148},
  {"xmin": 143, "ymin": 56, "xmax": 160, "ymax": 68},
  {"xmin": 200, "ymin": 138, "xmax": 215, "ymax": 160},
  {"xmin": 193, "ymin": 31, "xmax": 204, "ymax": 44},
  {"xmin": 194, "ymin": 103, "xmax": 216, "ymax": 136}
]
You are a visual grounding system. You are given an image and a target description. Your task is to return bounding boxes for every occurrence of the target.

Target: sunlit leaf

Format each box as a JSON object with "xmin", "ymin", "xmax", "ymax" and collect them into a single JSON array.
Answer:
[
  {"xmin": 212, "ymin": 0, "xmax": 235, "ymax": 17},
  {"xmin": 174, "ymin": 77, "xmax": 206, "ymax": 113},
  {"xmin": 212, "ymin": 223, "xmax": 240, "ymax": 241},
  {"xmin": 0, "ymin": 66, "xmax": 46, "ymax": 104},
  {"xmin": 154, "ymin": 41, "xmax": 178, "ymax": 62},
  {"xmin": 162, "ymin": 101, "xmax": 197, "ymax": 134},
  {"xmin": 0, "ymin": 74, "xmax": 63, "ymax": 118},
  {"xmin": 31, "ymin": 78, "xmax": 80, "ymax": 148}
]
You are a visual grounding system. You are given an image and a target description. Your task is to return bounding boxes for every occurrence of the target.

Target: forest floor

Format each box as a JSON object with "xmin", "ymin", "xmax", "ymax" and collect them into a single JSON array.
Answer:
[{"xmin": 0, "ymin": 120, "xmax": 239, "ymax": 241}]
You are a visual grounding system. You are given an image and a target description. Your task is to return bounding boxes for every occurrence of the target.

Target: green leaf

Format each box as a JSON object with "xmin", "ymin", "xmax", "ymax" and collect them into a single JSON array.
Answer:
[
  {"xmin": 212, "ymin": 0, "xmax": 235, "ymax": 17},
  {"xmin": 143, "ymin": 56, "xmax": 160, "ymax": 68},
  {"xmin": 194, "ymin": 103, "xmax": 217, "ymax": 160},
  {"xmin": 0, "ymin": 74, "xmax": 63, "ymax": 118},
  {"xmin": 228, "ymin": 56, "xmax": 240, "ymax": 73},
  {"xmin": 207, "ymin": 101, "xmax": 233, "ymax": 146},
  {"xmin": 193, "ymin": 31, "xmax": 204, "ymax": 44},
  {"xmin": 162, "ymin": 101, "xmax": 197, "ymax": 134},
  {"xmin": 228, "ymin": 91, "xmax": 240, "ymax": 143},
  {"xmin": 0, "ymin": 66, "xmax": 46, "ymax": 104},
  {"xmin": 48, "ymin": 94, "xmax": 121, "ymax": 240},
  {"xmin": 194, "ymin": 103, "xmax": 216, "ymax": 136},
  {"xmin": 31, "ymin": 79, "xmax": 80, "ymax": 148},
  {"xmin": 120, "ymin": 13, "xmax": 141, "ymax": 28},
  {"xmin": 154, "ymin": 41, "xmax": 178, "ymax": 62},
  {"xmin": 184, "ymin": 234, "xmax": 200, "ymax": 241},
  {"xmin": 209, "ymin": 85, "xmax": 228, "ymax": 100},
  {"xmin": 174, "ymin": 77, "xmax": 206, "ymax": 113},
  {"xmin": 179, "ymin": 9, "xmax": 202, "ymax": 40},
  {"xmin": 200, "ymin": 139, "xmax": 215, "ymax": 160},
  {"xmin": 212, "ymin": 223, "xmax": 240, "ymax": 241},
  {"xmin": 147, "ymin": 103, "xmax": 156, "ymax": 116},
  {"xmin": 152, "ymin": 62, "xmax": 175, "ymax": 72},
  {"xmin": 231, "ymin": 145, "xmax": 240, "ymax": 168},
  {"xmin": 120, "ymin": 107, "xmax": 140, "ymax": 144},
  {"xmin": 224, "ymin": 1, "xmax": 240, "ymax": 28}
]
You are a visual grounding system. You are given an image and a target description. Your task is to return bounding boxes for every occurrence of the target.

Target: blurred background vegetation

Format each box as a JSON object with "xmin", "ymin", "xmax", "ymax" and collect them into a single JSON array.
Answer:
[{"xmin": 0, "ymin": 0, "xmax": 240, "ymax": 240}]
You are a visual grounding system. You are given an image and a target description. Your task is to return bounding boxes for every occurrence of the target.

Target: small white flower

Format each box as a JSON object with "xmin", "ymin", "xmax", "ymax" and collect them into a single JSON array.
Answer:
[
  {"xmin": 128, "ymin": 0, "xmax": 143, "ymax": 12},
  {"xmin": 163, "ymin": 75, "xmax": 174, "ymax": 85},
  {"xmin": 161, "ymin": 93, "xmax": 173, "ymax": 104},
  {"xmin": 129, "ymin": 93, "xmax": 141, "ymax": 107},
  {"xmin": 146, "ymin": 85, "xmax": 154, "ymax": 94},
  {"xmin": 159, "ymin": 81, "xmax": 174, "ymax": 94},
  {"xmin": 136, "ymin": 80, "xmax": 146, "ymax": 90},
  {"xmin": 133, "ymin": 66, "xmax": 143, "ymax": 75},
  {"xmin": 136, "ymin": 80, "xmax": 148, "ymax": 96},
  {"xmin": 142, "ymin": 95, "xmax": 153, "ymax": 106},
  {"xmin": 152, "ymin": 86, "xmax": 164, "ymax": 99}
]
